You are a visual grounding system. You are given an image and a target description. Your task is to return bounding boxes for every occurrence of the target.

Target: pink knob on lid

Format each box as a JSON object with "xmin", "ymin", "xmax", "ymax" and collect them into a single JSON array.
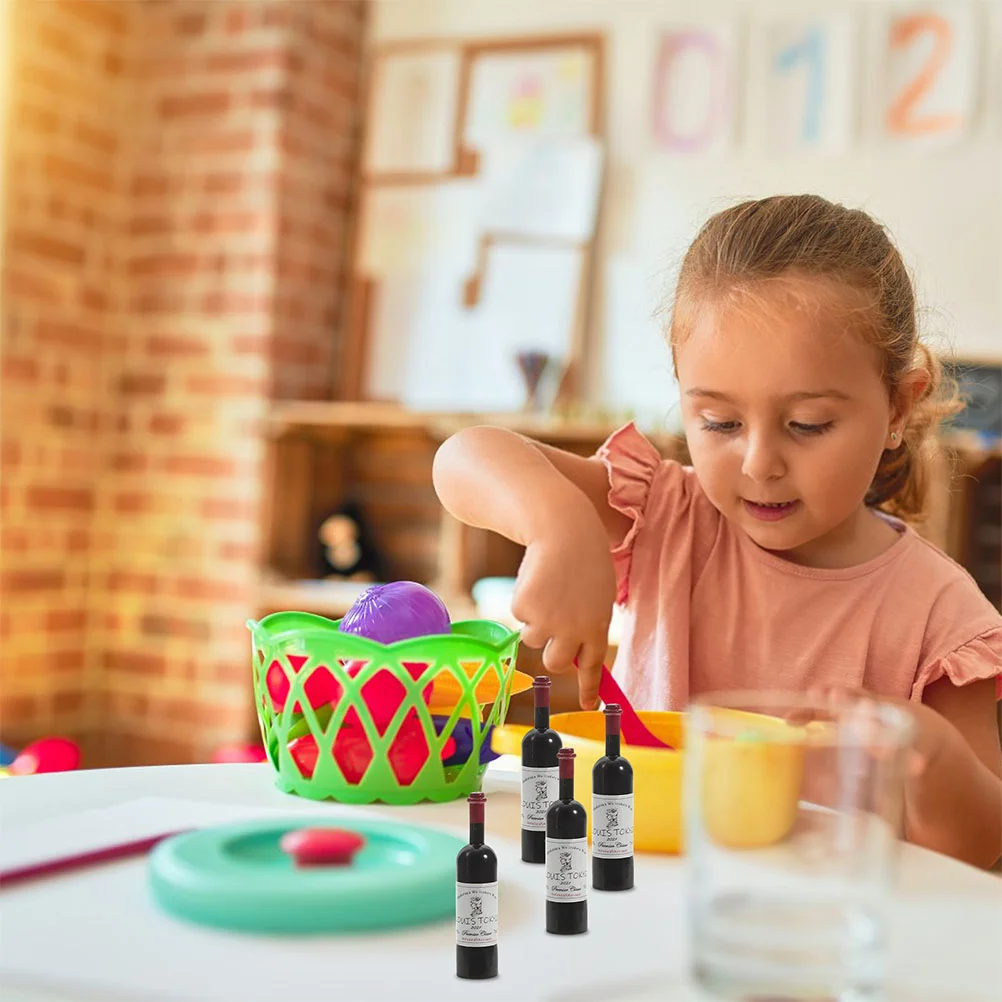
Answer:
[{"xmin": 280, "ymin": 827, "xmax": 366, "ymax": 867}]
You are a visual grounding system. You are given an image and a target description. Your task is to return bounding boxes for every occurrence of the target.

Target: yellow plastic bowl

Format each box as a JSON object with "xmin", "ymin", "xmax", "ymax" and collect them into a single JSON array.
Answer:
[{"xmin": 493, "ymin": 709, "xmax": 803, "ymax": 854}]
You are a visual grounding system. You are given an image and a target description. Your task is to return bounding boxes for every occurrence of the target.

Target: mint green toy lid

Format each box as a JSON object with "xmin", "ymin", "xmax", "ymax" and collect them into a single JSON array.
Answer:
[{"xmin": 149, "ymin": 818, "xmax": 464, "ymax": 934}]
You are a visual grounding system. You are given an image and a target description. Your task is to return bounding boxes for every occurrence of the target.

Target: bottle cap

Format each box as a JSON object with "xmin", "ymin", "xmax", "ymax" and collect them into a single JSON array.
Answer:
[
  {"xmin": 557, "ymin": 746, "xmax": 575, "ymax": 779},
  {"xmin": 604, "ymin": 703, "xmax": 622, "ymax": 735},
  {"xmin": 533, "ymin": 675, "xmax": 551, "ymax": 708},
  {"xmin": 467, "ymin": 792, "xmax": 486, "ymax": 824}
]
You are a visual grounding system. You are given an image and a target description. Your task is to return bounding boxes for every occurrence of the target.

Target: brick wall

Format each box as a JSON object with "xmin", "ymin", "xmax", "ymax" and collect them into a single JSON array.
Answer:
[
  {"xmin": 0, "ymin": 0, "xmax": 366, "ymax": 766},
  {"xmin": 1, "ymin": 0, "xmax": 135, "ymax": 756}
]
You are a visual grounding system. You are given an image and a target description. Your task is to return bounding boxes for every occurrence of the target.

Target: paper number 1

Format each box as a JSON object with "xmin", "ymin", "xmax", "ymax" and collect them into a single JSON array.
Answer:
[
  {"xmin": 776, "ymin": 26, "xmax": 825, "ymax": 143},
  {"xmin": 885, "ymin": 14, "xmax": 960, "ymax": 135}
]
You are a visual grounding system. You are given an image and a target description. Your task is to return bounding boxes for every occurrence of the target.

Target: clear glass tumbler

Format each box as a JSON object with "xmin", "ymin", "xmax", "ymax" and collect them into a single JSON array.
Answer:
[{"xmin": 685, "ymin": 690, "xmax": 915, "ymax": 1002}]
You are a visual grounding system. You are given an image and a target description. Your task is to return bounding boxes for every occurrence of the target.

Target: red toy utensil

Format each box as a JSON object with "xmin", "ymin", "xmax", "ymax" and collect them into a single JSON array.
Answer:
[{"xmin": 576, "ymin": 661, "xmax": 673, "ymax": 749}]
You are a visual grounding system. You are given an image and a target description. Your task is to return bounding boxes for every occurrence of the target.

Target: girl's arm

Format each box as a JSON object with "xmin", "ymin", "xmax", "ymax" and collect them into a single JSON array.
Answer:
[
  {"xmin": 907, "ymin": 677, "xmax": 1002, "ymax": 868},
  {"xmin": 432, "ymin": 426, "xmax": 629, "ymax": 708}
]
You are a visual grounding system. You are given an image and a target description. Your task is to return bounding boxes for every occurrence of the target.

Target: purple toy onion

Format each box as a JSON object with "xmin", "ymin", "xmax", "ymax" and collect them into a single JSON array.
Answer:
[{"xmin": 338, "ymin": 581, "xmax": 451, "ymax": 644}]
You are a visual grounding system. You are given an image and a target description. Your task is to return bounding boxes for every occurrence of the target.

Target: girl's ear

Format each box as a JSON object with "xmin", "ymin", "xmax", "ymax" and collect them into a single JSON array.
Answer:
[{"xmin": 887, "ymin": 368, "xmax": 929, "ymax": 449}]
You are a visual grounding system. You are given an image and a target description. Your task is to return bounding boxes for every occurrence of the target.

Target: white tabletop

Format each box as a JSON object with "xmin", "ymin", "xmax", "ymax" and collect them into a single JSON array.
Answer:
[{"xmin": 1, "ymin": 760, "xmax": 999, "ymax": 1002}]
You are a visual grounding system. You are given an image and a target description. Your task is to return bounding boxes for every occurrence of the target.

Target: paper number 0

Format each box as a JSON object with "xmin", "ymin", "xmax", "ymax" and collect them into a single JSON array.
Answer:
[
  {"xmin": 652, "ymin": 31, "xmax": 728, "ymax": 152},
  {"xmin": 885, "ymin": 14, "xmax": 960, "ymax": 135}
]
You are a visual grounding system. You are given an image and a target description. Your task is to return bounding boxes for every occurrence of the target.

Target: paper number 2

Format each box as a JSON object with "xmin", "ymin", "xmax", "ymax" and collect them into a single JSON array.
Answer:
[{"xmin": 885, "ymin": 14, "xmax": 960, "ymax": 135}]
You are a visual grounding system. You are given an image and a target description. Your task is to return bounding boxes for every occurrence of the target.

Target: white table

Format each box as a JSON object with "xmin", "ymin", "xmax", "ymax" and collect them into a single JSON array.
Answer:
[{"xmin": 1, "ymin": 759, "xmax": 999, "ymax": 1002}]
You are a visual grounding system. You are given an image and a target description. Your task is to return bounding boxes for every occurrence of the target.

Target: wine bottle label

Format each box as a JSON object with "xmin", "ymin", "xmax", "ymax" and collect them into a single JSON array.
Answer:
[
  {"xmin": 521, "ymin": 766, "xmax": 559, "ymax": 831},
  {"xmin": 545, "ymin": 837, "xmax": 588, "ymax": 902},
  {"xmin": 592, "ymin": 792, "xmax": 634, "ymax": 859},
  {"xmin": 456, "ymin": 881, "xmax": 498, "ymax": 947}
]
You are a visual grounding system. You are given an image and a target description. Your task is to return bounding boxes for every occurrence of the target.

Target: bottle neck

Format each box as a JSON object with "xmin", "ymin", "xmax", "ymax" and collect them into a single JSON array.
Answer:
[
  {"xmin": 534, "ymin": 705, "xmax": 550, "ymax": 730},
  {"xmin": 468, "ymin": 821, "xmax": 484, "ymax": 846},
  {"xmin": 559, "ymin": 775, "xmax": 574, "ymax": 801},
  {"xmin": 605, "ymin": 731, "xmax": 620, "ymax": 758}
]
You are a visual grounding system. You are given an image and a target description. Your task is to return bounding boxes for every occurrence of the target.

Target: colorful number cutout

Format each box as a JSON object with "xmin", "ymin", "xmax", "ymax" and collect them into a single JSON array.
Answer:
[
  {"xmin": 776, "ymin": 25, "xmax": 825, "ymax": 144},
  {"xmin": 652, "ymin": 29, "xmax": 733, "ymax": 153},
  {"xmin": 885, "ymin": 13, "xmax": 961, "ymax": 136}
]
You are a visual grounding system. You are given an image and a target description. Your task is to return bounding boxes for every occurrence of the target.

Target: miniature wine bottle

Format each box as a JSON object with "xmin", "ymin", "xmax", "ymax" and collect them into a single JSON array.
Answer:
[
  {"xmin": 592, "ymin": 704, "xmax": 634, "ymax": 891},
  {"xmin": 545, "ymin": 747, "xmax": 588, "ymax": 935},
  {"xmin": 521, "ymin": 675, "xmax": 562, "ymax": 863},
  {"xmin": 456, "ymin": 792, "xmax": 498, "ymax": 979}
]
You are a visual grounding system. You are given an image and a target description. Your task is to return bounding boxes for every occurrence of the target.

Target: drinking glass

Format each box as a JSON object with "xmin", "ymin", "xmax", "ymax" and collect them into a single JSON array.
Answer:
[{"xmin": 685, "ymin": 690, "xmax": 915, "ymax": 1002}]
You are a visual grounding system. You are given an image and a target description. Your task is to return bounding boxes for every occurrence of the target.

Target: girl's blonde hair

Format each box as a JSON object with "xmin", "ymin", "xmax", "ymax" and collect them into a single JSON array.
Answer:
[{"xmin": 668, "ymin": 194, "xmax": 961, "ymax": 522}]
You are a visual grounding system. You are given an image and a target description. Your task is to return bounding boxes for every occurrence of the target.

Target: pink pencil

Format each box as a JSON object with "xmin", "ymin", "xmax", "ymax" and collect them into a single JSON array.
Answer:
[{"xmin": 0, "ymin": 830, "xmax": 189, "ymax": 888}]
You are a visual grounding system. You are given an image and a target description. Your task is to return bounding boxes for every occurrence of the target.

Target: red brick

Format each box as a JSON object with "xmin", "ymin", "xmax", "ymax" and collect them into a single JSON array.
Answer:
[
  {"xmin": 133, "ymin": 174, "xmax": 171, "ymax": 197},
  {"xmin": 36, "ymin": 321, "xmax": 105, "ymax": 351},
  {"xmin": 150, "ymin": 413, "xmax": 185, "ymax": 435},
  {"xmin": 119, "ymin": 372, "xmax": 166, "ymax": 395},
  {"xmin": 200, "ymin": 498, "xmax": 258, "ymax": 521},
  {"xmin": 250, "ymin": 87, "xmax": 289, "ymax": 111},
  {"xmin": 174, "ymin": 577, "xmax": 251, "ymax": 603},
  {"xmin": 206, "ymin": 50, "xmax": 285, "ymax": 73},
  {"xmin": 176, "ymin": 11, "xmax": 206, "ymax": 35},
  {"xmin": 26, "ymin": 486, "xmax": 95, "ymax": 511},
  {"xmin": 1, "ymin": 528, "xmax": 29, "ymax": 553},
  {"xmin": 76, "ymin": 122, "xmax": 117, "ymax": 154},
  {"xmin": 218, "ymin": 540, "xmax": 257, "ymax": 562},
  {"xmin": 2, "ymin": 356, "xmax": 39, "ymax": 381},
  {"xmin": 45, "ymin": 155, "xmax": 115, "ymax": 193},
  {"xmin": 163, "ymin": 455, "xmax": 237, "ymax": 478},
  {"xmin": 15, "ymin": 100, "xmax": 61, "ymax": 135},
  {"xmin": 186, "ymin": 374, "xmax": 267, "ymax": 397},
  {"xmin": 114, "ymin": 492, "xmax": 152, "ymax": 513},
  {"xmin": 147, "ymin": 334, "xmax": 209, "ymax": 357},
  {"xmin": 106, "ymin": 571, "xmax": 159, "ymax": 594},
  {"xmin": 202, "ymin": 172, "xmax": 244, "ymax": 195},
  {"xmin": 65, "ymin": 530, "xmax": 91, "ymax": 552},
  {"xmin": 103, "ymin": 651, "xmax": 166, "ymax": 675},
  {"xmin": 1, "ymin": 440, "xmax": 21, "ymax": 467},
  {"xmin": 140, "ymin": 615, "xmax": 212, "ymax": 640},
  {"xmin": 46, "ymin": 609, "xmax": 88, "ymax": 632},
  {"xmin": 58, "ymin": 0, "xmax": 131, "ymax": 36},
  {"xmin": 191, "ymin": 212, "xmax": 262, "ymax": 235},
  {"xmin": 2, "ymin": 569, "xmax": 65, "ymax": 591},
  {"xmin": 9, "ymin": 230, "xmax": 85, "ymax": 265},
  {"xmin": 129, "ymin": 253, "xmax": 199, "ymax": 277},
  {"xmin": 3, "ymin": 268, "xmax": 61, "ymax": 301},
  {"xmin": 79, "ymin": 286, "xmax": 109, "ymax": 310},
  {"xmin": 110, "ymin": 453, "xmax": 148, "ymax": 473},
  {"xmin": 178, "ymin": 131, "xmax": 256, "ymax": 156},
  {"xmin": 53, "ymin": 690, "xmax": 86, "ymax": 714},
  {"xmin": 160, "ymin": 92, "xmax": 231, "ymax": 118},
  {"xmin": 202, "ymin": 293, "xmax": 271, "ymax": 315},
  {"xmin": 131, "ymin": 216, "xmax": 172, "ymax": 236}
]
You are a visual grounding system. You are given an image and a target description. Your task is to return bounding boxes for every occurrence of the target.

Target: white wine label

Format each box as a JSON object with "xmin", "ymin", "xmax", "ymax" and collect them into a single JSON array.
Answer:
[
  {"xmin": 592, "ymin": 792, "xmax": 634, "ymax": 859},
  {"xmin": 545, "ymin": 837, "xmax": 588, "ymax": 902},
  {"xmin": 521, "ymin": 766, "xmax": 559, "ymax": 831},
  {"xmin": 456, "ymin": 881, "xmax": 498, "ymax": 947}
]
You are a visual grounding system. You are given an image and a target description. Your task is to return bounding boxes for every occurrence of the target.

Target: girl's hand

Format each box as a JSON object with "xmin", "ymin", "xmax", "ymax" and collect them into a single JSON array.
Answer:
[
  {"xmin": 511, "ymin": 509, "xmax": 616, "ymax": 711},
  {"xmin": 796, "ymin": 686, "xmax": 949, "ymax": 777}
]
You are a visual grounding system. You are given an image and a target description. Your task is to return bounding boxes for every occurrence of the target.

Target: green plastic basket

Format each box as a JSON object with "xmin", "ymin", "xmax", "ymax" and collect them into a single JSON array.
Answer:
[{"xmin": 247, "ymin": 611, "xmax": 521, "ymax": 805}]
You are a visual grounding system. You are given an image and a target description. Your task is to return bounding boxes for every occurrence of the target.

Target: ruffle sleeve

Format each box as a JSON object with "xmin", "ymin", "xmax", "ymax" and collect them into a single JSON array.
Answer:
[
  {"xmin": 595, "ymin": 423, "xmax": 663, "ymax": 605},
  {"xmin": 910, "ymin": 627, "xmax": 1002, "ymax": 702}
]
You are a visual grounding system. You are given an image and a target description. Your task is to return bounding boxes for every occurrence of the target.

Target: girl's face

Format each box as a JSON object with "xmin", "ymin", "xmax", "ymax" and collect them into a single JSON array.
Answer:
[{"xmin": 675, "ymin": 279, "xmax": 902, "ymax": 566}]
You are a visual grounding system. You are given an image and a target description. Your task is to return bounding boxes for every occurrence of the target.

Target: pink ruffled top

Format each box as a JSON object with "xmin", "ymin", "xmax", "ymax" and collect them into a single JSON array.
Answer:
[{"xmin": 596, "ymin": 423, "xmax": 1002, "ymax": 710}]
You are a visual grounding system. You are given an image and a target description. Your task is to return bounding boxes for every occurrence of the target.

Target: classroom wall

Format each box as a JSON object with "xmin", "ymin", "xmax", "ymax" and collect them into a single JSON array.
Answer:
[{"xmin": 371, "ymin": 0, "xmax": 1002, "ymax": 423}]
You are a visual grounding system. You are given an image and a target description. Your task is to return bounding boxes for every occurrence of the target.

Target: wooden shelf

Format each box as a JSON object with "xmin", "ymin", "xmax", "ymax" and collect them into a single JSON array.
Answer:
[{"xmin": 268, "ymin": 400, "xmax": 681, "ymax": 449}]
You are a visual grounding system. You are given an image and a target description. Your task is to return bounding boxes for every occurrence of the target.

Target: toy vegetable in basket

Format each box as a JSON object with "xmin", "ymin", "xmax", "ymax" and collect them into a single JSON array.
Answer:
[{"xmin": 248, "ymin": 582, "xmax": 533, "ymax": 805}]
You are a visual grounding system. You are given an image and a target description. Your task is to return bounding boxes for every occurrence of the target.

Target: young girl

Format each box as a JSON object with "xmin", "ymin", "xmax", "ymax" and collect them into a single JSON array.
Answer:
[{"xmin": 433, "ymin": 195, "xmax": 1001, "ymax": 868}]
